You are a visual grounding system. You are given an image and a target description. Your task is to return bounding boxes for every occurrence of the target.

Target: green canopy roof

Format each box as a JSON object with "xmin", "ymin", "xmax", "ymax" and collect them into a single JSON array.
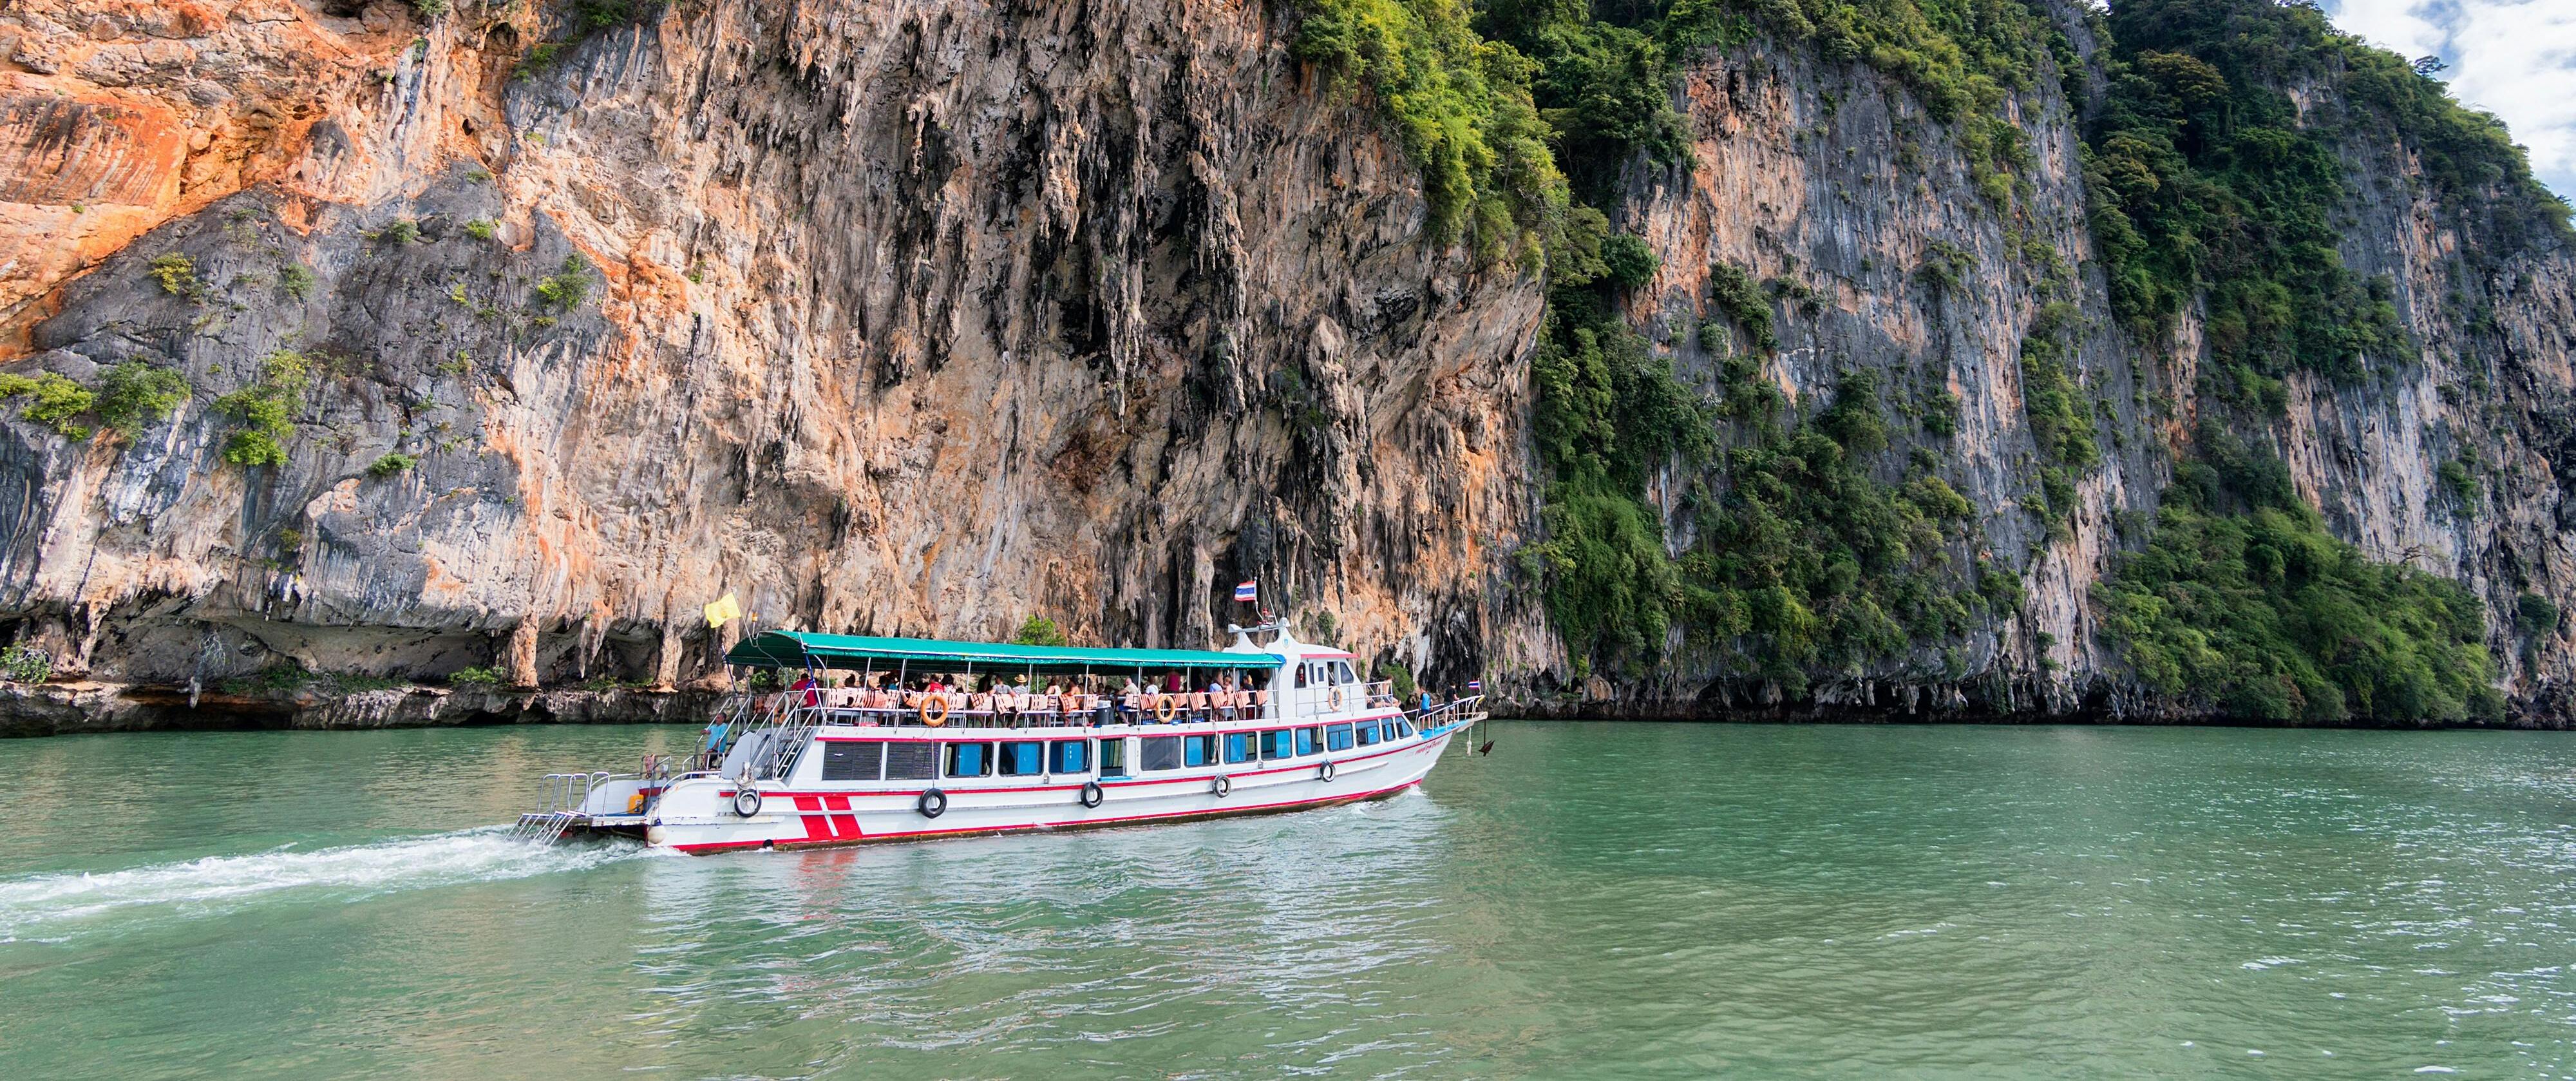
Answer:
[{"xmin": 724, "ymin": 630, "xmax": 1276, "ymax": 671}]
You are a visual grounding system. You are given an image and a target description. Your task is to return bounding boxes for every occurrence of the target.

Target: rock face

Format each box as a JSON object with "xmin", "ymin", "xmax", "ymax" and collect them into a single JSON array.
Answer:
[
  {"xmin": 1557, "ymin": 18, "xmax": 2576, "ymax": 726},
  {"xmin": 0, "ymin": 0, "xmax": 2570, "ymax": 732},
  {"xmin": 1583, "ymin": 32, "xmax": 2160, "ymax": 719},
  {"xmin": 0, "ymin": 0, "xmax": 1548, "ymax": 732}
]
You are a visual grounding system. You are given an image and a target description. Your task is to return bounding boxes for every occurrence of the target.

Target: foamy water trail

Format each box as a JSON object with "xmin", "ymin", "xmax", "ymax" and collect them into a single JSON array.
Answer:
[{"xmin": 0, "ymin": 827, "xmax": 651, "ymax": 941}]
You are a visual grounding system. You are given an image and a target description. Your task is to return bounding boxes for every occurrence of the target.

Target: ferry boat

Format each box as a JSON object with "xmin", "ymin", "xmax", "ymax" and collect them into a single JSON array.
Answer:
[{"xmin": 513, "ymin": 622, "xmax": 1484, "ymax": 853}]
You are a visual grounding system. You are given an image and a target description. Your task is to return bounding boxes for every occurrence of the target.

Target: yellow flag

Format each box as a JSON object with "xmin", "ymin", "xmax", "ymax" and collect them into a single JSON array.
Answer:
[{"xmin": 703, "ymin": 593, "xmax": 742, "ymax": 628}]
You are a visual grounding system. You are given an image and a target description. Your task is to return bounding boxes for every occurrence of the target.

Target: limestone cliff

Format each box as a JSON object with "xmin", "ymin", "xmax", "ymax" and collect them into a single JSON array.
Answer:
[
  {"xmin": 0, "ymin": 0, "xmax": 1547, "ymax": 732},
  {"xmin": 1497, "ymin": 5, "xmax": 2576, "ymax": 725},
  {"xmin": 1, "ymin": 0, "xmax": 2570, "ymax": 734}
]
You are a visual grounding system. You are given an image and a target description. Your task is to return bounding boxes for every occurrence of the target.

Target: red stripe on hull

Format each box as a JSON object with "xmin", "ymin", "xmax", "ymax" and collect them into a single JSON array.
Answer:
[
  {"xmin": 792, "ymin": 796, "xmax": 832, "ymax": 841},
  {"xmin": 824, "ymin": 795, "xmax": 860, "ymax": 839}
]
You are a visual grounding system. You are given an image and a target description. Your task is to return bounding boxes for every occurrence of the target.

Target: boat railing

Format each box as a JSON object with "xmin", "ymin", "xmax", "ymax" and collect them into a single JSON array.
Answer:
[
  {"xmin": 1363, "ymin": 680, "xmax": 1396, "ymax": 708},
  {"xmin": 739, "ymin": 688, "xmax": 1285, "ymax": 730},
  {"xmin": 1415, "ymin": 693, "xmax": 1487, "ymax": 731}
]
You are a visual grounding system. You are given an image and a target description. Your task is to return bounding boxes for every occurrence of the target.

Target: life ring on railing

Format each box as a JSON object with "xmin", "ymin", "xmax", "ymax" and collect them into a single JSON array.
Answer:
[
  {"xmin": 1079, "ymin": 781, "xmax": 1105, "ymax": 808},
  {"xmin": 1318, "ymin": 760, "xmax": 1336, "ymax": 783},
  {"xmin": 920, "ymin": 696, "xmax": 949, "ymax": 727},
  {"xmin": 1328, "ymin": 686, "xmax": 1345, "ymax": 711},
  {"xmin": 732, "ymin": 789, "xmax": 763, "ymax": 818},
  {"xmin": 1211, "ymin": 774, "xmax": 1232, "ymax": 798},
  {"xmin": 918, "ymin": 788, "xmax": 948, "ymax": 819},
  {"xmin": 1155, "ymin": 694, "xmax": 1178, "ymax": 722}
]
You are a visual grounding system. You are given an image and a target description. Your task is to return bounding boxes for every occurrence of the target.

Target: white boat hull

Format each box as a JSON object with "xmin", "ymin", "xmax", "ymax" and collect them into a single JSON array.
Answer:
[{"xmin": 606, "ymin": 722, "xmax": 1460, "ymax": 854}]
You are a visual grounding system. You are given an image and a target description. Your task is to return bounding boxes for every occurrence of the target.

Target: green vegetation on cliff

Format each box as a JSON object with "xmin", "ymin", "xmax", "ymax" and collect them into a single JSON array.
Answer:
[
  {"xmin": 2016, "ymin": 300, "xmax": 2096, "ymax": 537},
  {"xmin": 214, "ymin": 350, "xmax": 313, "ymax": 468},
  {"xmin": 1293, "ymin": 0, "xmax": 1572, "ymax": 262},
  {"xmin": 0, "ymin": 361, "xmax": 191, "ymax": 444},
  {"xmin": 1522, "ymin": 299, "xmax": 1710, "ymax": 667},
  {"xmin": 2095, "ymin": 427, "xmax": 2500, "ymax": 723},
  {"xmin": 0, "ymin": 371, "xmax": 97, "ymax": 441},
  {"xmin": 2084, "ymin": 0, "xmax": 2568, "ymax": 388},
  {"xmin": 2098, "ymin": 502, "xmax": 2499, "ymax": 723},
  {"xmin": 96, "ymin": 362, "xmax": 192, "ymax": 438},
  {"xmin": 1678, "ymin": 365, "xmax": 1991, "ymax": 691}
]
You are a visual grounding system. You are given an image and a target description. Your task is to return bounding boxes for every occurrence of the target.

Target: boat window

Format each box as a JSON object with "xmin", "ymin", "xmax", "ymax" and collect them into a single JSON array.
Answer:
[
  {"xmin": 1397, "ymin": 720, "xmax": 1416, "ymax": 738},
  {"xmin": 1049, "ymin": 740, "xmax": 1088, "ymax": 774},
  {"xmin": 1182, "ymin": 734, "xmax": 1215, "ymax": 767},
  {"xmin": 1140, "ymin": 736, "xmax": 1182, "ymax": 771},
  {"xmin": 1099, "ymin": 738, "xmax": 1128, "ymax": 778},
  {"xmin": 1331, "ymin": 660, "xmax": 1358, "ymax": 685},
  {"xmin": 1380, "ymin": 720, "xmax": 1398, "ymax": 742},
  {"xmin": 1223, "ymin": 732, "xmax": 1255, "ymax": 764},
  {"xmin": 1296, "ymin": 727, "xmax": 1321, "ymax": 756},
  {"xmin": 999, "ymin": 741, "xmax": 1044, "ymax": 777},
  {"xmin": 821, "ymin": 741, "xmax": 885, "ymax": 782},
  {"xmin": 886, "ymin": 741, "xmax": 940, "ymax": 780},
  {"xmin": 1259, "ymin": 729, "xmax": 1292, "ymax": 760},
  {"xmin": 945, "ymin": 742, "xmax": 993, "ymax": 778},
  {"xmin": 1325, "ymin": 723, "xmax": 1353, "ymax": 751},
  {"xmin": 1354, "ymin": 722, "xmax": 1378, "ymax": 747},
  {"xmin": 1294, "ymin": 664, "xmax": 1309, "ymax": 688}
]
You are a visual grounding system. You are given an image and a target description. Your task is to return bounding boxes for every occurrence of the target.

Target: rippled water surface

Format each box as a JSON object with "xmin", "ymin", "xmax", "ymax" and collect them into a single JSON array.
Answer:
[{"xmin": 5, "ymin": 723, "xmax": 2575, "ymax": 1078}]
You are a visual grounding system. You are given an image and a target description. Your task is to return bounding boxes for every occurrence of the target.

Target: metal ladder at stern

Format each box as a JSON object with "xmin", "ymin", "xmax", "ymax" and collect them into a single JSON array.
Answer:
[{"xmin": 511, "ymin": 771, "xmax": 609, "ymax": 845}]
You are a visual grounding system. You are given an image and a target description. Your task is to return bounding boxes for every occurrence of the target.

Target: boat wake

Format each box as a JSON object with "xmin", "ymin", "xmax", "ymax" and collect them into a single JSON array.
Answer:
[{"xmin": 0, "ymin": 827, "xmax": 652, "ymax": 942}]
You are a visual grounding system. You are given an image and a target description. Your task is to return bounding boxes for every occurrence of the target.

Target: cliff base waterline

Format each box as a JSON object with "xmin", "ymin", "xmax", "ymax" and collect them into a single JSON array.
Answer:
[{"xmin": 8, "ymin": 682, "xmax": 2570, "ymax": 736}]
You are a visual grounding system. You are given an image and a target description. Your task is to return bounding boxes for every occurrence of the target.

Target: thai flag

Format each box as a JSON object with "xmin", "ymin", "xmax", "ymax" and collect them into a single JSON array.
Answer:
[
  {"xmin": 1466, "ymin": 679, "xmax": 1482, "ymax": 691},
  {"xmin": 1233, "ymin": 580, "xmax": 1258, "ymax": 602}
]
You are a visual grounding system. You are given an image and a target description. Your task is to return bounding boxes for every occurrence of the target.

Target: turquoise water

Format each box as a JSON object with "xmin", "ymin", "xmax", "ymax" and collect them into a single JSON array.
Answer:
[{"xmin": 3, "ymin": 722, "xmax": 2573, "ymax": 1078}]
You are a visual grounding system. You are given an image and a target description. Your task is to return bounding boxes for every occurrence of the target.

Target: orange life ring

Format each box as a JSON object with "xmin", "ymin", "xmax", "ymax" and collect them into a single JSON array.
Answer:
[
  {"xmin": 1155, "ymin": 694, "xmax": 1178, "ymax": 722},
  {"xmin": 1328, "ymin": 686, "xmax": 1345, "ymax": 711},
  {"xmin": 920, "ymin": 696, "xmax": 949, "ymax": 727}
]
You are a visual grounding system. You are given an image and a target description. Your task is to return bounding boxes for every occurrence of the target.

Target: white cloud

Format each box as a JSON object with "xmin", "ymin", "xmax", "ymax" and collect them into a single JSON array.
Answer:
[{"xmin": 2323, "ymin": 0, "xmax": 2576, "ymax": 199}]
